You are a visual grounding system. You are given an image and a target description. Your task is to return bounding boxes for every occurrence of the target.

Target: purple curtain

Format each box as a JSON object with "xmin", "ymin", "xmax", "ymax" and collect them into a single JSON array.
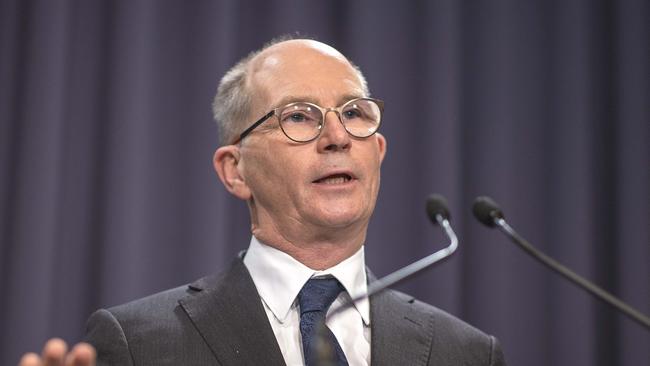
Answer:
[{"xmin": 1, "ymin": 0, "xmax": 648, "ymax": 365}]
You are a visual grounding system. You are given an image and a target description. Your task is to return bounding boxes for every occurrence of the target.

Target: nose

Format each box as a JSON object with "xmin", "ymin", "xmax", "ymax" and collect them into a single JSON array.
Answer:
[{"xmin": 316, "ymin": 110, "xmax": 351, "ymax": 152}]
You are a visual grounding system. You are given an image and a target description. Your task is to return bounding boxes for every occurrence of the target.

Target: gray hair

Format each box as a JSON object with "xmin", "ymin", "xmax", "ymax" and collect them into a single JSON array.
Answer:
[{"xmin": 211, "ymin": 38, "xmax": 370, "ymax": 146}]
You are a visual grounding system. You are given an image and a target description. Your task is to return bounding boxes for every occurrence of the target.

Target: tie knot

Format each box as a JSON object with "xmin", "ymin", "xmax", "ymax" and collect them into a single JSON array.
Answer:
[{"xmin": 297, "ymin": 277, "xmax": 344, "ymax": 314}]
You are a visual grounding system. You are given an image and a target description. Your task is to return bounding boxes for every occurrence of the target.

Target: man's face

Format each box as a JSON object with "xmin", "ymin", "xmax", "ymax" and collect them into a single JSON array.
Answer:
[{"xmin": 236, "ymin": 40, "xmax": 386, "ymax": 239}]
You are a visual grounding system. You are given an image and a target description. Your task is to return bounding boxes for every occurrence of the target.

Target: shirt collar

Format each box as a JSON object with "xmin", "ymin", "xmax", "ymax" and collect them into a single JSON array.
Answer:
[{"xmin": 243, "ymin": 235, "xmax": 370, "ymax": 326}]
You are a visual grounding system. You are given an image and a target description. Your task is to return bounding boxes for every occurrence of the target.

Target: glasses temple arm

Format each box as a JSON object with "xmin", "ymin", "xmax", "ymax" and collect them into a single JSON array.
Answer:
[{"xmin": 230, "ymin": 110, "xmax": 276, "ymax": 145}]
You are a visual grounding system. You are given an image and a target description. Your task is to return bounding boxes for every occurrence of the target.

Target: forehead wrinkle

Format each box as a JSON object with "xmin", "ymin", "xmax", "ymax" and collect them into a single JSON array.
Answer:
[{"xmin": 272, "ymin": 92, "xmax": 366, "ymax": 110}]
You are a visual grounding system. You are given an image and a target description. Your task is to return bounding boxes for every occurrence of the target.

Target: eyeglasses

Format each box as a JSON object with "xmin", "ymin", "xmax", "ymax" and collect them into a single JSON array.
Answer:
[{"xmin": 230, "ymin": 97, "xmax": 384, "ymax": 145}]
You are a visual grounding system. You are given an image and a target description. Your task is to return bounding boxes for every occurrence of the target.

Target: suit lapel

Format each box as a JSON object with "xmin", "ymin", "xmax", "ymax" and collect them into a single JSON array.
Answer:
[
  {"xmin": 370, "ymin": 287, "xmax": 434, "ymax": 366},
  {"xmin": 179, "ymin": 258, "xmax": 286, "ymax": 366}
]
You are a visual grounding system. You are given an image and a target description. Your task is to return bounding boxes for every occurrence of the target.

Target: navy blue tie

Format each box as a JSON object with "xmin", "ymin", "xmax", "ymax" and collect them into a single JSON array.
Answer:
[{"xmin": 297, "ymin": 277, "xmax": 349, "ymax": 366}]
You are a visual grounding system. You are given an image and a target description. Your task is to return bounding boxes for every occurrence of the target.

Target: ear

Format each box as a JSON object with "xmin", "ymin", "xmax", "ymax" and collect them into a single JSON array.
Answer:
[
  {"xmin": 375, "ymin": 132, "xmax": 387, "ymax": 163},
  {"xmin": 213, "ymin": 146, "xmax": 252, "ymax": 200}
]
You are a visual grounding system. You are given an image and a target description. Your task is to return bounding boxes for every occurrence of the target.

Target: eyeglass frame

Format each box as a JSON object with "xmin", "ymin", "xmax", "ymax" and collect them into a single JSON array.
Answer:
[{"xmin": 229, "ymin": 97, "xmax": 384, "ymax": 145}]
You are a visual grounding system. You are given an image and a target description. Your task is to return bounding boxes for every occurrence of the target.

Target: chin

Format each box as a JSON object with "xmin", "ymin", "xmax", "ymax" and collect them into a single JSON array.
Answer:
[{"xmin": 311, "ymin": 208, "xmax": 368, "ymax": 229}]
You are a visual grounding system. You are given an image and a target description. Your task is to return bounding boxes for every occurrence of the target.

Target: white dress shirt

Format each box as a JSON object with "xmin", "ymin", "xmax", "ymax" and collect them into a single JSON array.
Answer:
[{"xmin": 243, "ymin": 236, "xmax": 371, "ymax": 366}]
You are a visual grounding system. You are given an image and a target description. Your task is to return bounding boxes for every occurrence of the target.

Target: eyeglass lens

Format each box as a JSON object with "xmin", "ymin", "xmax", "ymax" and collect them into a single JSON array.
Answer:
[{"xmin": 278, "ymin": 99, "xmax": 381, "ymax": 142}]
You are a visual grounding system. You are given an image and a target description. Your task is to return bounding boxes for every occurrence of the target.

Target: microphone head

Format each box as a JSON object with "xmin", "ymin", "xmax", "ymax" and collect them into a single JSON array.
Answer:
[
  {"xmin": 472, "ymin": 196, "xmax": 505, "ymax": 227},
  {"xmin": 426, "ymin": 194, "xmax": 451, "ymax": 224}
]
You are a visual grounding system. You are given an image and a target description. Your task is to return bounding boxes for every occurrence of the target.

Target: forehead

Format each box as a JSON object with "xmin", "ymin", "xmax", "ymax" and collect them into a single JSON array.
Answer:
[{"xmin": 249, "ymin": 41, "xmax": 365, "ymax": 108}]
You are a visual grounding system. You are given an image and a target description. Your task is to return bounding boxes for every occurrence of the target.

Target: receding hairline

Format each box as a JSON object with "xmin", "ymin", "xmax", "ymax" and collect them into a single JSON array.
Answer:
[
  {"xmin": 247, "ymin": 39, "xmax": 360, "ymax": 88},
  {"xmin": 244, "ymin": 40, "xmax": 366, "ymax": 108},
  {"xmin": 252, "ymin": 39, "xmax": 349, "ymax": 66},
  {"xmin": 212, "ymin": 37, "xmax": 370, "ymax": 146}
]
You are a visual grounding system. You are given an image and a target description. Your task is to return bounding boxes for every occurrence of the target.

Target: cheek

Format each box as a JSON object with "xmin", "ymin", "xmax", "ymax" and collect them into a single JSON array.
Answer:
[
  {"xmin": 363, "ymin": 149, "xmax": 383, "ymax": 180},
  {"xmin": 242, "ymin": 150, "xmax": 280, "ymax": 195},
  {"xmin": 251, "ymin": 162, "xmax": 283, "ymax": 195},
  {"xmin": 363, "ymin": 155, "xmax": 383, "ymax": 202},
  {"xmin": 245, "ymin": 147, "xmax": 309, "ymax": 201}
]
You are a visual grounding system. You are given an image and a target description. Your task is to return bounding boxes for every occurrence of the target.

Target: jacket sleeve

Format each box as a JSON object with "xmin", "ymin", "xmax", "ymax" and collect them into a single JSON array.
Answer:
[{"xmin": 84, "ymin": 309, "xmax": 135, "ymax": 366}]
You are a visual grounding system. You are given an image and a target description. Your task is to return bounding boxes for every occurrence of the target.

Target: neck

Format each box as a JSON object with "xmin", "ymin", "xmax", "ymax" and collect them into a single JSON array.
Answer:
[{"xmin": 251, "ymin": 221, "xmax": 367, "ymax": 270}]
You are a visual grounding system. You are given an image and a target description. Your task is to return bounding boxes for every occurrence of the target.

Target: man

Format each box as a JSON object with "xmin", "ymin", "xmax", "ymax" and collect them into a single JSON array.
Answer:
[{"xmin": 20, "ymin": 38, "xmax": 506, "ymax": 366}]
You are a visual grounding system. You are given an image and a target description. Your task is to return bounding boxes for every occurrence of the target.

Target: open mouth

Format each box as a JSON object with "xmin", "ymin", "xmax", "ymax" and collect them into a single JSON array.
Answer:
[{"xmin": 313, "ymin": 173, "xmax": 353, "ymax": 185}]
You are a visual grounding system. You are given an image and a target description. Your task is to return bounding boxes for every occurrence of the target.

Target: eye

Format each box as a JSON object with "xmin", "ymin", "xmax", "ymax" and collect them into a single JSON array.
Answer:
[
  {"xmin": 280, "ymin": 104, "xmax": 320, "ymax": 124},
  {"xmin": 343, "ymin": 107, "xmax": 363, "ymax": 119},
  {"xmin": 282, "ymin": 112, "xmax": 311, "ymax": 123}
]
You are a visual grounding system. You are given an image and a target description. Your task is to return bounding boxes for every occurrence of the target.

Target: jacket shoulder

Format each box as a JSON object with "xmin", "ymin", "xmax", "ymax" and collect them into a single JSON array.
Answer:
[
  {"xmin": 85, "ymin": 271, "xmax": 231, "ymax": 365},
  {"xmin": 106, "ymin": 284, "xmax": 194, "ymax": 320},
  {"xmin": 381, "ymin": 289, "xmax": 506, "ymax": 366}
]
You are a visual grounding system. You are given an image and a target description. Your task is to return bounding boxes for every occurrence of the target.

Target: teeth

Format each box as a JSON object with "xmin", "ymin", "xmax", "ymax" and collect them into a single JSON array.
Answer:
[
  {"xmin": 322, "ymin": 177, "xmax": 346, "ymax": 184},
  {"xmin": 317, "ymin": 175, "xmax": 351, "ymax": 184}
]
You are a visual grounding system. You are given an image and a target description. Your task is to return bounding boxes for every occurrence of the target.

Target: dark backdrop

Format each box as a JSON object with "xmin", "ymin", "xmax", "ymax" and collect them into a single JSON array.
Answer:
[{"xmin": 1, "ymin": 0, "xmax": 648, "ymax": 365}]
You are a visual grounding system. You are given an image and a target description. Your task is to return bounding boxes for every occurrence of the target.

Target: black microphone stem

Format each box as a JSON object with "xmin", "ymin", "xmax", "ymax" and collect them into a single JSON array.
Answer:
[{"xmin": 494, "ymin": 217, "xmax": 650, "ymax": 330}]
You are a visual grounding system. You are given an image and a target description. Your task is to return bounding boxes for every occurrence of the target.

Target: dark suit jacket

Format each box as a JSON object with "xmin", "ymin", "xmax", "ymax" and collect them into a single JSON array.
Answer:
[{"xmin": 85, "ymin": 257, "xmax": 506, "ymax": 365}]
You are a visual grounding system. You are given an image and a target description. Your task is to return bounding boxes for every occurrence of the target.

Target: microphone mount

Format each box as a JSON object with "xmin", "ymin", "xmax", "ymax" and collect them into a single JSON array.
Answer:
[
  {"xmin": 339, "ymin": 194, "xmax": 458, "ymax": 312},
  {"xmin": 313, "ymin": 194, "xmax": 459, "ymax": 365}
]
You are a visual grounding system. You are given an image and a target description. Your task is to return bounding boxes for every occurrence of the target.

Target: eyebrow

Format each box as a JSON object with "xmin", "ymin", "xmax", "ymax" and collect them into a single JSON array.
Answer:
[{"xmin": 272, "ymin": 93, "xmax": 365, "ymax": 109}]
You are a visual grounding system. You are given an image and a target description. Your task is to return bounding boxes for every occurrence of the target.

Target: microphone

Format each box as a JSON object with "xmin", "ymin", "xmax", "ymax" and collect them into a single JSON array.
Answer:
[
  {"xmin": 314, "ymin": 194, "xmax": 459, "ymax": 365},
  {"xmin": 472, "ymin": 196, "xmax": 504, "ymax": 227},
  {"xmin": 472, "ymin": 196, "xmax": 650, "ymax": 330}
]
